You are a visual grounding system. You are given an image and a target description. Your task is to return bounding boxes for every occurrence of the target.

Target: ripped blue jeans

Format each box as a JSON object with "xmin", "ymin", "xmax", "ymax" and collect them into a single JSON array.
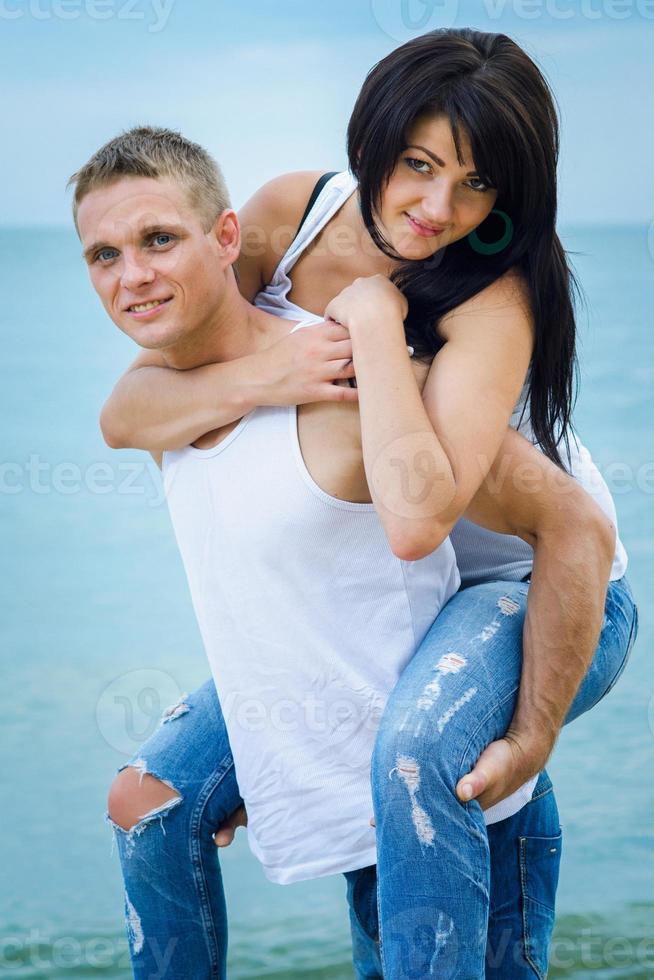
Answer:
[{"xmin": 107, "ymin": 576, "xmax": 637, "ymax": 979}]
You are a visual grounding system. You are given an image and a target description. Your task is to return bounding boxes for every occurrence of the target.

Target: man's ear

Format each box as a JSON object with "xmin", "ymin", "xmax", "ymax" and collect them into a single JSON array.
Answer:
[{"xmin": 212, "ymin": 209, "xmax": 241, "ymax": 267}]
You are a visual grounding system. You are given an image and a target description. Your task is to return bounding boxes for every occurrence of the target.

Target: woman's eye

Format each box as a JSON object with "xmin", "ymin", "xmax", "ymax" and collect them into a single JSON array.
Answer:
[
  {"xmin": 465, "ymin": 177, "xmax": 490, "ymax": 193},
  {"xmin": 405, "ymin": 157, "xmax": 431, "ymax": 175}
]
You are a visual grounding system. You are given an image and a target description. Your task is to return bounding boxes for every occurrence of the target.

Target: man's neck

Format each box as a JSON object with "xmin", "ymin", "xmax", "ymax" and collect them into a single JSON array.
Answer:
[{"xmin": 160, "ymin": 280, "xmax": 289, "ymax": 371}]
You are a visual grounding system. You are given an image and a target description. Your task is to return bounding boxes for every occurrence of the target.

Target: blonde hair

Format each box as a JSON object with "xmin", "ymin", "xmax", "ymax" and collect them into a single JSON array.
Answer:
[{"xmin": 68, "ymin": 126, "xmax": 231, "ymax": 231}]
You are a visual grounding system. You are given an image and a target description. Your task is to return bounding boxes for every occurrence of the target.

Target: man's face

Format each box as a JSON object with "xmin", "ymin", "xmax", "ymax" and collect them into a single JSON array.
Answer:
[{"xmin": 78, "ymin": 176, "xmax": 229, "ymax": 350}]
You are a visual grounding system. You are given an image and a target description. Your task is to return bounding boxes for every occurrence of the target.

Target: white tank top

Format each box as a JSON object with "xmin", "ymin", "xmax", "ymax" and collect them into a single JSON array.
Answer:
[
  {"xmin": 254, "ymin": 171, "xmax": 628, "ymax": 585},
  {"xmin": 162, "ymin": 370, "xmax": 460, "ymax": 884}
]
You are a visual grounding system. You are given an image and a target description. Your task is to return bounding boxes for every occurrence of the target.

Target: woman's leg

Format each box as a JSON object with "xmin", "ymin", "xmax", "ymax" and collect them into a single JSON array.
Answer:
[
  {"xmin": 106, "ymin": 679, "xmax": 243, "ymax": 980},
  {"xmin": 370, "ymin": 577, "xmax": 637, "ymax": 979},
  {"xmin": 342, "ymin": 770, "xmax": 561, "ymax": 980}
]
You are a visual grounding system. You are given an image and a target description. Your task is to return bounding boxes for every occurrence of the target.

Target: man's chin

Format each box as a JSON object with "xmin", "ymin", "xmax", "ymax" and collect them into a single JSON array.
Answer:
[{"xmin": 118, "ymin": 315, "xmax": 181, "ymax": 350}]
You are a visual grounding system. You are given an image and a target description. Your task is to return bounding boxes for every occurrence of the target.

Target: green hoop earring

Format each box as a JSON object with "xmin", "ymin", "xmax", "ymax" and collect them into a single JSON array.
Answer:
[{"xmin": 468, "ymin": 209, "xmax": 513, "ymax": 256}]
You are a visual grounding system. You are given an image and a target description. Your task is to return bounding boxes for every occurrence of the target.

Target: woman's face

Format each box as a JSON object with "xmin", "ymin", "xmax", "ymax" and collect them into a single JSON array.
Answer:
[{"xmin": 377, "ymin": 113, "xmax": 498, "ymax": 261}]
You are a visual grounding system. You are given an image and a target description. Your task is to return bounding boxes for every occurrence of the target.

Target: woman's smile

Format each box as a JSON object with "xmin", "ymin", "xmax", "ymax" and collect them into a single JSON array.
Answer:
[{"xmin": 403, "ymin": 212, "xmax": 446, "ymax": 237}]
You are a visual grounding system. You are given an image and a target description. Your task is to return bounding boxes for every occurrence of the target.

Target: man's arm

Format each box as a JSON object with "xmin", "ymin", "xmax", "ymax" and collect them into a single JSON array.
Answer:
[
  {"xmin": 100, "ymin": 347, "xmax": 260, "ymax": 451},
  {"xmin": 100, "ymin": 323, "xmax": 357, "ymax": 452},
  {"xmin": 455, "ymin": 427, "xmax": 615, "ymax": 809}
]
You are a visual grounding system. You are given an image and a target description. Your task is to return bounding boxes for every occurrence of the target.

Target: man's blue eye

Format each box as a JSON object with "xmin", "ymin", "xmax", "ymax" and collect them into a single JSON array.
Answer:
[
  {"xmin": 97, "ymin": 248, "xmax": 118, "ymax": 262},
  {"xmin": 153, "ymin": 234, "xmax": 173, "ymax": 246}
]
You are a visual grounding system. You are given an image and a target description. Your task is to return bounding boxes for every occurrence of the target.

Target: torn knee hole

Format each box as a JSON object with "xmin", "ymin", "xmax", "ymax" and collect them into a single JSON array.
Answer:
[{"xmin": 108, "ymin": 767, "xmax": 182, "ymax": 832}]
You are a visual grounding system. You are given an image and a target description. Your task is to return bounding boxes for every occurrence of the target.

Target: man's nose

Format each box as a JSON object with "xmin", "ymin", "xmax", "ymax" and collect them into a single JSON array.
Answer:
[
  {"xmin": 120, "ymin": 251, "xmax": 156, "ymax": 291},
  {"xmin": 422, "ymin": 183, "xmax": 455, "ymax": 226}
]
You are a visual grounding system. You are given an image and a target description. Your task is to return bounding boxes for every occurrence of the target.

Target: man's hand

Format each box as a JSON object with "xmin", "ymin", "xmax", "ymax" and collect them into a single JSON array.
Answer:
[
  {"xmin": 213, "ymin": 804, "xmax": 248, "ymax": 847},
  {"xmin": 369, "ymin": 731, "xmax": 552, "ymax": 828},
  {"xmin": 260, "ymin": 320, "xmax": 358, "ymax": 405},
  {"xmin": 100, "ymin": 319, "xmax": 358, "ymax": 453},
  {"xmin": 455, "ymin": 731, "xmax": 553, "ymax": 811}
]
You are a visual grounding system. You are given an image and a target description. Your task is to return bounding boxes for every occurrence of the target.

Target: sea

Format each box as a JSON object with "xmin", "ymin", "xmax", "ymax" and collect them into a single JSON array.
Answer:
[{"xmin": 1, "ymin": 224, "xmax": 652, "ymax": 978}]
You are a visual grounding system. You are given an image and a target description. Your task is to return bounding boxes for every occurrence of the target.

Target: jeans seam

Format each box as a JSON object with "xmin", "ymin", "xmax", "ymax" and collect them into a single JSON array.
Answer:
[
  {"xmin": 529, "ymin": 784, "xmax": 553, "ymax": 804},
  {"xmin": 600, "ymin": 598, "xmax": 639, "ymax": 700},
  {"xmin": 375, "ymin": 860, "xmax": 388, "ymax": 978},
  {"xmin": 519, "ymin": 837, "xmax": 546, "ymax": 980},
  {"xmin": 351, "ymin": 868, "xmax": 379, "ymax": 944},
  {"xmin": 189, "ymin": 752, "xmax": 237, "ymax": 979},
  {"xmin": 457, "ymin": 685, "xmax": 519, "ymax": 779}
]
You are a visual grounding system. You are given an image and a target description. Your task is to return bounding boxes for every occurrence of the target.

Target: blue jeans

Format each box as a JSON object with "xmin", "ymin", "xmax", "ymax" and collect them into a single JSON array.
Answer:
[
  {"xmin": 364, "ymin": 575, "xmax": 637, "ymax": 979},
  {"xmin": 343, "ymin": 771, "xmax": 561, "ymax": 980},
  {"xmin": 107, "ymin": 576, "xmax": 637, "ymax": 979}
]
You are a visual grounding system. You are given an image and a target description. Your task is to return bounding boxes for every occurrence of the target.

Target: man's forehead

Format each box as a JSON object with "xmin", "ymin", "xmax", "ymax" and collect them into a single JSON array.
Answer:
[{"xmin": 78, "ymin": 176, "xmax": 194, "ymax": 244}]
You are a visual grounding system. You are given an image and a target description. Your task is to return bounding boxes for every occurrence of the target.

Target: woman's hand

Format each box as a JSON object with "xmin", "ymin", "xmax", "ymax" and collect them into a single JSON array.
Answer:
[{"xmin": 324, "ymin": 274, "xmax": 408, "ymax": 333}]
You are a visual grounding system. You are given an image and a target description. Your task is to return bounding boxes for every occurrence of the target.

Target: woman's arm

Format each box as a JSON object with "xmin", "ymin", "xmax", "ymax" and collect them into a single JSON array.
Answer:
[
  {"xmin": 100, "ymin": 172, "xmax": 331, "ymax": 451},
  {"xmin": 324, "ymin": 271, "xmax": 533, "ymax": 559}
]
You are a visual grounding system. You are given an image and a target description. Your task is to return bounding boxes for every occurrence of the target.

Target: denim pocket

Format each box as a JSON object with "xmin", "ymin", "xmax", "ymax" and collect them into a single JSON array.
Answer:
[
  {"xmin": 600, "ymin": 597, "xmax": 639, "ymax": 702},
  {"xmin": 519, "ymin": 830, "xmax": 562, "ymax": 979},
  {"xmin": 352, "ymin": 864, "xmax": 380, "ymax": 943}
]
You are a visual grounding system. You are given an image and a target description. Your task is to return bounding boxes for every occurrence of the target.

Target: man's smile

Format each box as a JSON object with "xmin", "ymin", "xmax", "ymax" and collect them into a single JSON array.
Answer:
[{"xmin": 125, "ymin": 297, "xmax": 174, "ymax": 318}]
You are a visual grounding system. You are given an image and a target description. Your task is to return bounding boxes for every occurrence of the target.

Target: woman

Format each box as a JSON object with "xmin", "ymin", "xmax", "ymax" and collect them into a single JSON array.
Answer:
[{"xmin": 103, "ymin": 29, "xmax": 637, "ymax": 978}]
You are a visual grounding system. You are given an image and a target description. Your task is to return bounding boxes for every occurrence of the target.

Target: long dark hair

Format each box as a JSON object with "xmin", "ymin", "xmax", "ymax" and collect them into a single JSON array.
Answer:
[{"xmin": 347, "ymin": 28, "xmax": 578, "ymax": 467}]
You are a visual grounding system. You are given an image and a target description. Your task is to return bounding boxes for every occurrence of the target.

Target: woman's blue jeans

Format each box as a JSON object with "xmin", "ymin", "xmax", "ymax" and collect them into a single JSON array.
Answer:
[{"xmin": 107, "ymin": 576, "xmax": 637, "ymax": 979}]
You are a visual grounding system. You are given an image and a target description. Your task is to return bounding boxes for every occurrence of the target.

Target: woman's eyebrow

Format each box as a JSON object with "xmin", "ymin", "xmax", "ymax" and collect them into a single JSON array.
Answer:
[{"xmin": 406, "ymin": 144, "xmax": 478, "ymax": 176}]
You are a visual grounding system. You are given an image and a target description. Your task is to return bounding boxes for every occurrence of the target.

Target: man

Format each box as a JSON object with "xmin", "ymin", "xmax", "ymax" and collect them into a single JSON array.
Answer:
[{"xmin": 71, "ymin": 127, "xmax": 633, "ymax": 978}]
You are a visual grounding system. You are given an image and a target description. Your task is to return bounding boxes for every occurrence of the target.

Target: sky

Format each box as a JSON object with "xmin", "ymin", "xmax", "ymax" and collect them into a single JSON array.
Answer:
[{"xmin": 1, "ymin": 0, "xmax": 652, "ymax": 226}]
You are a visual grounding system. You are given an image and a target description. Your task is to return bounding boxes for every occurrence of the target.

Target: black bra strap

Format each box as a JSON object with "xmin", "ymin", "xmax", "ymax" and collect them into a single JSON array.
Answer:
[{"xmin": 292, "ymin": 171, "xmax": 339, "ymax": 243}]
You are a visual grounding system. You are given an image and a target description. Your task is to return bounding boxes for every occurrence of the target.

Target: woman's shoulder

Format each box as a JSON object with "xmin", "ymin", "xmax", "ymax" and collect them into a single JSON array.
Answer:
[
  {"xmin": 438, "ymin": 268, "xmax": 532, "ymax": 343},
  {"xmin": 236, "ymin": 171, "xmax": 326, "ymax": 298},
  {"xmin": 239, "ymin": 170, "xmax": 326, "ymax": 232}
]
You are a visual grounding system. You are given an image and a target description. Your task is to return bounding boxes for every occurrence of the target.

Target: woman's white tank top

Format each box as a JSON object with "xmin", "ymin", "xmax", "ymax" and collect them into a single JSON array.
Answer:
[
  {"xmin": 254, "ymin": 171, "xmax": 628, "ymax": 584},
  {"xmin": 162, "ymin": 376, "xmax": 460, "ymax": 884}
]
